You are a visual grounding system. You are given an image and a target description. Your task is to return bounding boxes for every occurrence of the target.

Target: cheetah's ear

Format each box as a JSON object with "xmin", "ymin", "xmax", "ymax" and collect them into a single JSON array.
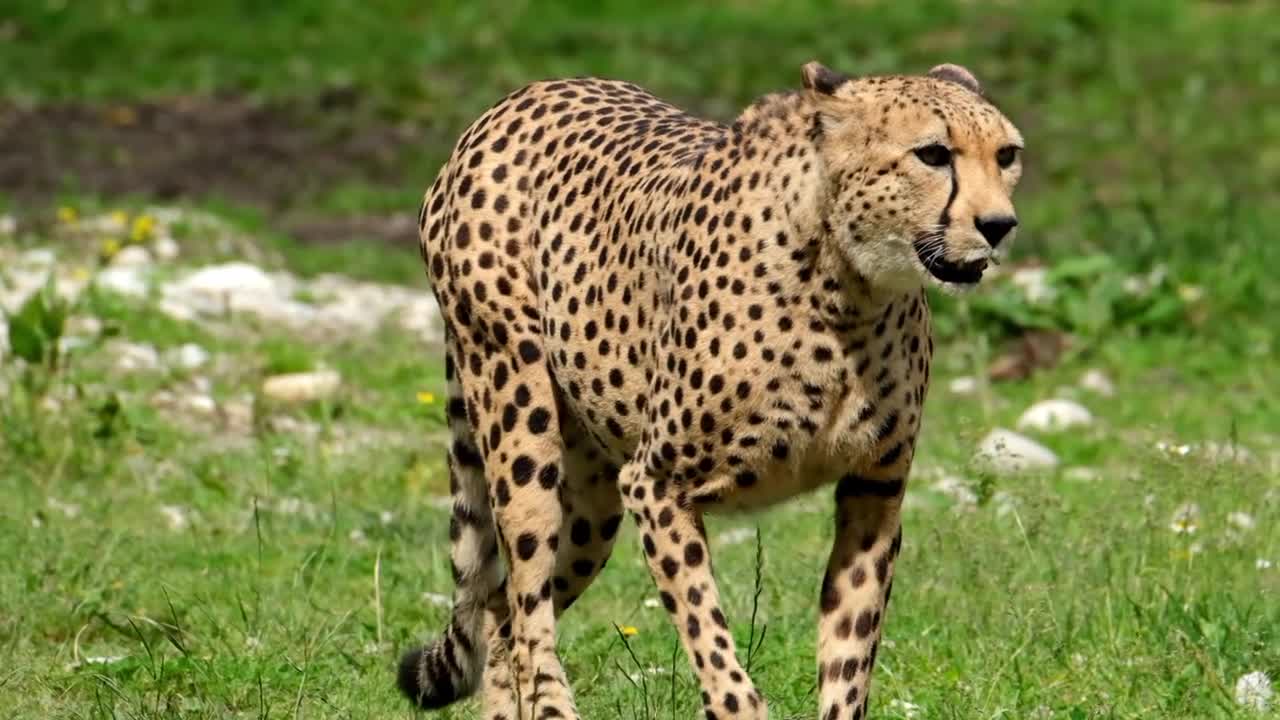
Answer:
[
  {"xmin": 801, "ymin": 61, "xmax": 849, "ymax": 96},
  {"xmin": 928, "ymin": 63, "xmax": 982, "ymax": 94}
]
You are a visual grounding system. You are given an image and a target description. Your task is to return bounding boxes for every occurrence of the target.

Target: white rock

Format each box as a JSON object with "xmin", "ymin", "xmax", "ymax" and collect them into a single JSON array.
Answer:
[
  {"xmin": 153, "ymin": 235, "xmax": 180, "ymax": 260},
  {"xmin": 161, "ymin": 262, "xmax": 288, "ymax": 320},
  {"xmin": 1010, "ymin": 266, "xmax": 1055, "ymax": 303},
  {"xmin": 261, "ymin": 370, "xmax": 341, "ymax": 404},
  {"xmin": 111, "ymin": 245, "xmax": 153, "ymax": 268},
  {"xmin": 179, "ymin": 262, "xmax": 275, "ymax": 295},
  {"xmin": 1016, "ymin": 399, "xmax": 1093, "ymax": 433},
  {"xmin": 66, "ymin": 315, "xmax": 103, "ymax": 336},
  {"xmin": 58, "ymin": 336, "xmax": 91, "ymax": 354},
  {"xmin": 95, "ymin": 266, "xmax": 149, "ymax": 298},
  {"xmin": 222, "ymin": 398, "xmax": 254, "ymax": 434},
  {"xmin": 166, "ymin": 343, "xmax": 210, "ymax": 370},
  {"xmin": 110, "ymin": 341, "xmax": 160, "ymax": 372},
  {"xmin": 20, "ymin": 248, "xmax": 56, "ymax": 268},
  {"xmin": 1079, "ymin": 369, "xmax": 1116, "ymax": 397},
  {"xmin": 1235, "ymin": 670, "xmax": 1273, "ymax": 712},
  {"xmin": 948, "ymin": 376, "xmax": 978, "ymax": 395},
  {"xmin": 975, "ymin": 429, "xmax": 1059, "ymax": 475},
  {"xmin": 182, "ymin": 394, "xmax": 218, "ymax": 416}
]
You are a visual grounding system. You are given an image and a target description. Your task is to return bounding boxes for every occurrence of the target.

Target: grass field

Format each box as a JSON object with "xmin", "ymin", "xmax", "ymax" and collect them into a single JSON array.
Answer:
[{"xmin": 2, "ymin": 1, "xmax": 1279, "ymax": 718}]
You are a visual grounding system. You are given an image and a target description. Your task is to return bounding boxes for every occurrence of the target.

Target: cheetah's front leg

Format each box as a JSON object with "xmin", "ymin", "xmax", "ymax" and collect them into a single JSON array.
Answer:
[
  {"xmin": 815, "ymin": 472, "xmax": 906, "ymax": 720},
  {"xmin": 619, "ymin": 462, "xmax": 767, "ymax": 720}
]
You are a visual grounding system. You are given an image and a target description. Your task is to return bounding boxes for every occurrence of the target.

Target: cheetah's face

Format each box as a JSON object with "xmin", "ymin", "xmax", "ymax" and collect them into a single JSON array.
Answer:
[{"xmin": 804, "ymin": 63, "xmax": 1024, "ymax": 291}]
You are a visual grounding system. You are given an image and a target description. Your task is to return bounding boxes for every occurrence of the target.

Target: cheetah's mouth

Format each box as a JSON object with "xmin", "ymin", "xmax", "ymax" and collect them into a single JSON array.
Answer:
[{"xmin": 913, "ymin": 240, "xmax": 988, "ymax": 285}]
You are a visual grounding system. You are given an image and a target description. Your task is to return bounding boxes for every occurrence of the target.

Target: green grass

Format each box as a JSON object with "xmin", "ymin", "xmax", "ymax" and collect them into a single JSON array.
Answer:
[
  {"xmin": 3, "ymin": 290, "xmax": 1277, "ymax": 719},
  {"xmin": 3, "ymin": 0, "xmax": 1279, "ymax": 718}
]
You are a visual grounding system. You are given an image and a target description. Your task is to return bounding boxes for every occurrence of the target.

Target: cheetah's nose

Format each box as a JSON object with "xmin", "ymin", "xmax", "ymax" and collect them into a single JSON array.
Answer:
[{"xmin": 974, "ymin": 215, "xmax": 1018, "ymax": 248}]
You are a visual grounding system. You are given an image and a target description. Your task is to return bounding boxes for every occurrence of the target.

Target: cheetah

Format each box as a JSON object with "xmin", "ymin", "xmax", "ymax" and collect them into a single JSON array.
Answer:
[{"xmin": 400, "ymin": 61, "xmax": 1023, "ymax": 720}]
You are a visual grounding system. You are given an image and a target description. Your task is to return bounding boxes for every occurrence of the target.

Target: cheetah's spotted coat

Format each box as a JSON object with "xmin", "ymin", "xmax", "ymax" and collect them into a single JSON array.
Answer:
[{"xmin": 400, "ymin": 61, "xmax": 1024, "ymax": 720}]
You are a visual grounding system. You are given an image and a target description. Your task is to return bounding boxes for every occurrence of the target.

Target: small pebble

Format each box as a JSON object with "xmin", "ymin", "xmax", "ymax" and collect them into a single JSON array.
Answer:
[{"xmin": 261, "ymin": 370, "xmax": 341, "ymax": 404}]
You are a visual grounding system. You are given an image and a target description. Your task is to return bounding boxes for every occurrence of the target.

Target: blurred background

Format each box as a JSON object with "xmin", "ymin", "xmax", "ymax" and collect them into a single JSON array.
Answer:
[{"xmin": 2, "ymin": 2, "xmax": 1278, "ymax": 718}]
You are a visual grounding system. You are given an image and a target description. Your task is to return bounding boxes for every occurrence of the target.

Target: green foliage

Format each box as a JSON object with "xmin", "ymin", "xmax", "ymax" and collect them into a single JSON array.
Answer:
[{"xmin": 6, "ymin": 277, "xmax": 69, "ymax": 370}]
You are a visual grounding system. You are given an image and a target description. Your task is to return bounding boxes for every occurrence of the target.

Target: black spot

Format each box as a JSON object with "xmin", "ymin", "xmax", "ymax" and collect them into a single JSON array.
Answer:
[
  {"xmin": 512, "ymin": 455, "xmax": 536, "ymax": 486},
  {"xmin": 515, "ymin": 533, "xmax": 538, "ymax": 560},
  {"xmin": 528, "ymin": 407, "xmax": 552, "ymax": 434},
  {"xmin": 518, "ymin": 340, "xmax": 542, "ymax": 364}
]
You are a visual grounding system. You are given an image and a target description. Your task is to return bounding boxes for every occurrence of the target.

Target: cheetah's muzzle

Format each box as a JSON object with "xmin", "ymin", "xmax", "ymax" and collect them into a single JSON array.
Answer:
[{"xmin": 913, "ymin": 239, "xmax": 989, "ymax": 285}]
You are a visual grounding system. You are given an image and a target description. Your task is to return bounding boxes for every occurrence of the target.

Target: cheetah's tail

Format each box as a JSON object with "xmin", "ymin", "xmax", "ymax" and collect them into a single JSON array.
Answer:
[
  {"xmin": 398, "ymin": 346, "xmax": 501, "ymax": 709},
  {"xmin": 397, "ymin": 493, "xmax": 500, "ymax": 710},
  {"xmin": 396, "ymin": 608, "xmax": 486, "ymax": 709}
]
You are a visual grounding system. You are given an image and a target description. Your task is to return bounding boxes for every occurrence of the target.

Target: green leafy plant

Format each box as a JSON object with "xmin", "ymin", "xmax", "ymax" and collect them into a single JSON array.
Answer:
[{"xmin": 6, "ymin": 277, "xmax": 69, "ymax": 373}]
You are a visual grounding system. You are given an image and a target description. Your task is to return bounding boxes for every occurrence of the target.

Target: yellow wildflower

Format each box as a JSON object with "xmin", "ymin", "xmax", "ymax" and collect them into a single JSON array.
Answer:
[
  {"xmin": 130, "ymin": 214, "xmax": 156, "ymax": 243},
  {"xmin": 57, "ymin": 206, "xmax": 78, "ymax": 224},
  {"xmin": 109, "ymin": 209, "xmax": 129, "ymax": 228},
  {"xmin": 417, "ymin": 391, "xmax": 437, "ymax": 405},
  {"xmin": 618, "ymin": 625, "xmax": 639, "ymax": 637},
  {"xmin": 71, "ymin": 267, "xmax": 90, "ymax": 281},
  {"xmin": 100, "ymin": 238, "xmax": 121, "ymax": 258}
]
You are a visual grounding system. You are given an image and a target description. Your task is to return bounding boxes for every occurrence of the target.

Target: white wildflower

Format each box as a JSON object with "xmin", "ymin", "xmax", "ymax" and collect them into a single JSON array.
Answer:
[
  {"xmin": 159, "ymin": 504, "xmax": 190, "ymax": 531},
  {"xmin": 948, "ymin": 376, "xmax": 978, "ymax": 395},
  {"xmin": 643, "ymin": 597, "xmax": 663, "ymax": 609},
  {"xmin": 1155, "ymin": 440, "xmax": 1195, "ymax": 457},
  {"xmin": 65, "ymin": 654, "xmax": 127, "ymax": 672},
  {"xmin": 931, "ymin": 474, "xmax": 978, "ymax": 507},
  {"xmin": 1228, "ymin": 512, "xmax": 1257, "ymax": 531},
  {"xmin": 1235, "ymin": 670, "xmax": 1273, "ymax": 712},
  {"xmin": 993, "ymin": 490, "xmax": 1018, "ymax": 518},
  {"xmin": 887, "ymin": 698, "xmax": 921, "ymax": 719},
  {"xmin": 1169, "ymin": 502, "xmax": 1201, "ymax": 534},
  {"xmin": 348, "ymin": 528, "xmax": 367, "ymax": 544},
  {"xmin": 1257, "ymin": 559, "xmax": 1273, "ymax": 571},
  {"xmin": 47, "ymin": 497, "xmax": 82, "ymax": 518}
]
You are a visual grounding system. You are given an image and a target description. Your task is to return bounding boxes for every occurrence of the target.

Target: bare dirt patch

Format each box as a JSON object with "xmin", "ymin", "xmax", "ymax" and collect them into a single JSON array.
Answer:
[{"xmin": 0, "ymin": 93, "xmax": 429, "ymax": 245}]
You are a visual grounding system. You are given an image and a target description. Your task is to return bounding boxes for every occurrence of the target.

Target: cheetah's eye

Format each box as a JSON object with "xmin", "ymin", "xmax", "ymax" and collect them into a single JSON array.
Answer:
[
  {"xmin": 996, "ymin": 145, "xmax": 1021, "ymax": 169},
  {"xmin": 914, "ymin": 144, "xmax": 952, "ymax": 168}
]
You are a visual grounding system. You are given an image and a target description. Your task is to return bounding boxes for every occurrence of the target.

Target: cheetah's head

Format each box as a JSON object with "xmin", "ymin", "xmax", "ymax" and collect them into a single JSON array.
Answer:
[{"xmin": 802, "ymin": 61, "xmax": 1024, "ymax": 290}]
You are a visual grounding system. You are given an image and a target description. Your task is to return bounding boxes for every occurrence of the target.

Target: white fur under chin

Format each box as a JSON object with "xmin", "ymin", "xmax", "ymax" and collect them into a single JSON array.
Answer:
[{"xmin": 844, "ymin": 233, "xmax": 927, "ymax": 292}]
